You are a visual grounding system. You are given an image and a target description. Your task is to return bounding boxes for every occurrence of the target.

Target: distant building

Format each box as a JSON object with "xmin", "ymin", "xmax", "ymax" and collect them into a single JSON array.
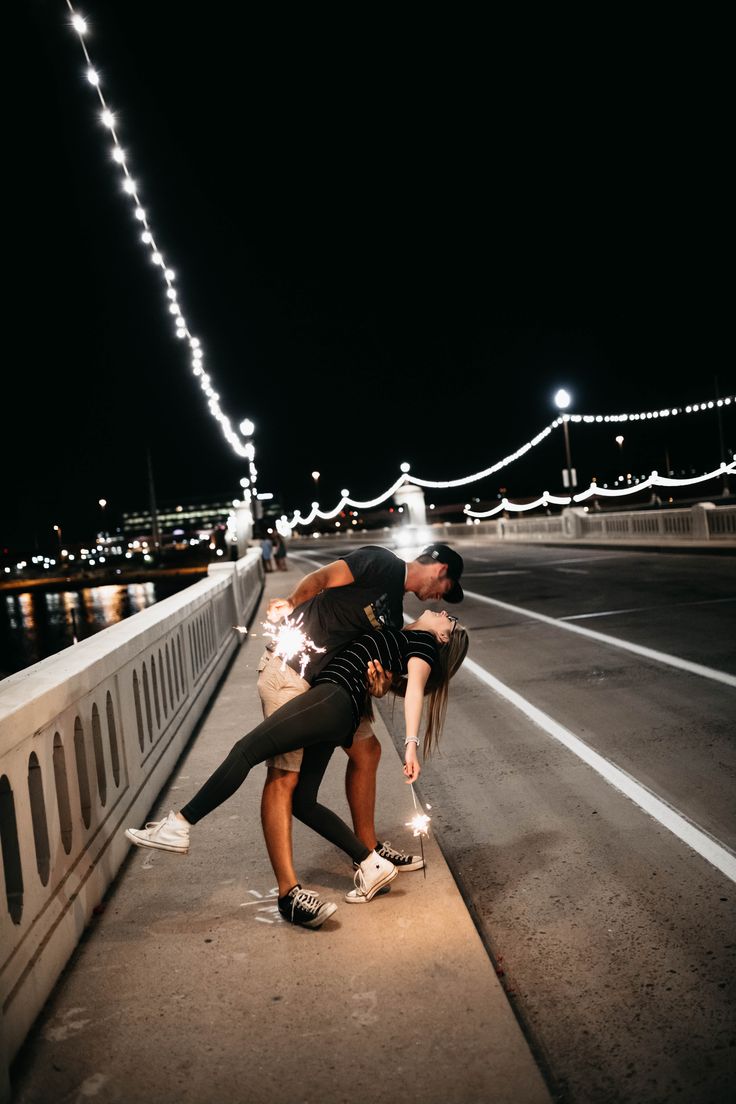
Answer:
[{"xmin": 121, "ymin": 498, "xmax": 234, "ymax": 543}]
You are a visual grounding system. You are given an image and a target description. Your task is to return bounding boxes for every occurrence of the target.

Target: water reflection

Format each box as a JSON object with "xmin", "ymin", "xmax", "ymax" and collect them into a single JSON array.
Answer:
[{"xmin": 0, "ymin": 579, "xmax": 194, "ymax": 679}]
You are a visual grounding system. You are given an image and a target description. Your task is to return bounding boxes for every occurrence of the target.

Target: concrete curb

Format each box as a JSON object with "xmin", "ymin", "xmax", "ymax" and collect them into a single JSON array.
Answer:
[{"xmin": 11, "ymin": 575, "xmax": 551, "ymax": 1104}]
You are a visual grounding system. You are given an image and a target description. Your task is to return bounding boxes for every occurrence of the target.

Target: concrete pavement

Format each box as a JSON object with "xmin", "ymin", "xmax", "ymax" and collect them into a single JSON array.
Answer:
[{"xmin": 10, "ymin": 572, "xmax": 551, "ymax": 1104}]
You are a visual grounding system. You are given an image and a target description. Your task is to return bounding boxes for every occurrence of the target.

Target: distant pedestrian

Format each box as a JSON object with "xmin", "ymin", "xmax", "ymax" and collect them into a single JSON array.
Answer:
[
  {"xmin": 274, "ymin": 532, "xmax": 288, "ymax": 571},
  {"xmin": 261, "ymin": 535, "xmax": 274, "ymax": 572}
]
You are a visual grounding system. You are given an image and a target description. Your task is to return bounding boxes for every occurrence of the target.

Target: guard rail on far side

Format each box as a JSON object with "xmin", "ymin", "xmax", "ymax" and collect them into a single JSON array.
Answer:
[
  {"xmin": 0, "ymin": 549, "xmax": 263, "ymax": 1077},
  {"xmin": 290, "ymin": 502, "xmax": 735, "ymax": 547}
]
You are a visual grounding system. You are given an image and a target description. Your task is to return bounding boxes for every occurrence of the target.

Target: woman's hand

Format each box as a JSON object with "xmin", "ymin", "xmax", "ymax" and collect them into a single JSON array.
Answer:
[
  {"xmin": 366, "ymin": 660, "xmax": 393, "ymax": 699},
  {"xmin": 403, "ymin": 743, "xmax": 420, "ymax": 782}
]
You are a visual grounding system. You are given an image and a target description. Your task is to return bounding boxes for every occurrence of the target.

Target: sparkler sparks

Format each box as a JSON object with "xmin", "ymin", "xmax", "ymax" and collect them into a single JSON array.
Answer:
[
  {"xmin": 262, "ymin": 613, "xmax": 325, "ymax": 678},
  {"xmin": 407, "ymin": 812, "xmax": 431, "ymax": 837},
  {"xmin": 405, "ymin": 784, "xmax": 432, "ymax": 878}
]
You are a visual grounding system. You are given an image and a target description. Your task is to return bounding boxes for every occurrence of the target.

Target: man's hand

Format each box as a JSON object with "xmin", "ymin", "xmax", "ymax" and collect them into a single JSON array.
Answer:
[
  {"xmin": 266, "ymin": 597, "xmax": 293, "ymax": 623},
  {"xmin": 366, "ymin": 660, "xmax": 393, "ymax": 699}
]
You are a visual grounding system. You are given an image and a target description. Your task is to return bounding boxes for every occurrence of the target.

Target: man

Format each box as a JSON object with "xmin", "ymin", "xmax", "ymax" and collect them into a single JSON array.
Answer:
[{"xmin": 259, "ymin": 542, "xmax": 464, "ymax": 928}]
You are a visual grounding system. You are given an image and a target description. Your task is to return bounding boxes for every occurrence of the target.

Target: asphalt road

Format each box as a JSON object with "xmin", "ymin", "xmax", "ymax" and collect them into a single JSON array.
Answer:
[{"xmin": 291, "ymin": 539, "xmax": 736, "ymax": 1104}]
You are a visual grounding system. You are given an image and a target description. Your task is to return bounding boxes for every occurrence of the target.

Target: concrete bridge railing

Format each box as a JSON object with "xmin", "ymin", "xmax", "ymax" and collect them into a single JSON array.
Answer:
[
  {"xmin": 0, "ymin": 549, "xmax": 263, "ymax": 1073},
  {"xmin": 297, "ymin": 503, "xmax": 734, "ymax": 546}
]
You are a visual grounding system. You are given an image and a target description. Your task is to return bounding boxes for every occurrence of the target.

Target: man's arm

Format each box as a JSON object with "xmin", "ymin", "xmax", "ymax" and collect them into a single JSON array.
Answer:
[{"xmin": 267, "ymin": 559, "xmax": 355, "ymax": 621}]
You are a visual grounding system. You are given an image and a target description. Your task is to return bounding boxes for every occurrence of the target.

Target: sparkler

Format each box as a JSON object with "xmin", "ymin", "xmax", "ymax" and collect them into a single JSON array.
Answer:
[
  {"xmin": 262, "ymin": 613, "xmax": 325, "ymax": 678},
  {"xmin": 405, "ymin": 784, "xmax": 432, "ymax": 879}
]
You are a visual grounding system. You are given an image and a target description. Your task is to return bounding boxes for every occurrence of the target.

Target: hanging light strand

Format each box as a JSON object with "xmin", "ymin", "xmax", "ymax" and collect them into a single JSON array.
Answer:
[
  {"xmin": 286, "ymin": 397, "xmax": 733, "ymax": 528},
  {"xmin": 65, "ymin": 4, "xmax": 251, "ymax": 460},
  {"xmin": 464, "ymin": 462, "xmax": 735, "ymax": 517}
]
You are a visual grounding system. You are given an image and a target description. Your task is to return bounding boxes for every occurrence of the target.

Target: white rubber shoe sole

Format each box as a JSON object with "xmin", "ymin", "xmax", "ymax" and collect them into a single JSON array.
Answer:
[{"xmin": 344, "ymin": 863, "xmax": 397, "ymax": 903}]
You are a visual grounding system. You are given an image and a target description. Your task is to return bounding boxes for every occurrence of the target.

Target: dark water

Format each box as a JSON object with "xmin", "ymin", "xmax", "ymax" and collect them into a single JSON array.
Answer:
[{"xmin": 0, "ymin": 579, "xmax": 196, "ymax": 680}]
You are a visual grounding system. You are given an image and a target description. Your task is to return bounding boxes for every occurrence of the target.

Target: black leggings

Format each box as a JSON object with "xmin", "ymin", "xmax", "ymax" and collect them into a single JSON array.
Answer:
[{"xmin": 180, "ymin": 683, "xmax": 371, "ymax": 864}]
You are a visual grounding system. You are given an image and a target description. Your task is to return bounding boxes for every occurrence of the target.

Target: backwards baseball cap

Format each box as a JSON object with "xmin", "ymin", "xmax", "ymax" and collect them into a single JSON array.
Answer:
[{"xmin": 421, "ymin": 543, "xmax": 464, "ymax": 603}]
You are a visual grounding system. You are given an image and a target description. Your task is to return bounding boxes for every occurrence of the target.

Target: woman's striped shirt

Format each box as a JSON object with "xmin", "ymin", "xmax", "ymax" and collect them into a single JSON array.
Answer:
[{"xmin": 314, "ymin": 628, "xmax": 439, "ymax": 733}]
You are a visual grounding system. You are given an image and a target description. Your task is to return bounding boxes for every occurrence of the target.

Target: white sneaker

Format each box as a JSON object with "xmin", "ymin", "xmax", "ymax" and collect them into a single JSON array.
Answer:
[
  {"xmin": 345, "ymin": 851, "xmax": 397, "ymax": 903},
  {"xmin": 125, "ymin": 811, "xmax": 190, "ymax": 854}
]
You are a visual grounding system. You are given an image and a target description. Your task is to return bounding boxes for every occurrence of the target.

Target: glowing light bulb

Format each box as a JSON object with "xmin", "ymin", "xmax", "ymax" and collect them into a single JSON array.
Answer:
[
  {"xmin": 86, "ymin": 67, "xmax": 99, "ymax": 86},
  {"xmin": 72, "ymin": 15, "xmax": 88, "ymax": 35},
  {"xmin": 101, "ymin": 110, "xmax": 115, "ymax": 129}
]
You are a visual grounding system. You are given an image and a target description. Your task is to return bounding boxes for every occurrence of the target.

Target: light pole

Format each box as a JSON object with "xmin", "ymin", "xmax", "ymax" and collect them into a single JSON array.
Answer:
[
  {"xmin": 234, "ymin": 419, "xmax": 258, "ymax": 545},
  {"xmin": 311, "ymin": 471, "xmax": 320, "ymax": 500},
  {"xmin": 98, "ymin": 499, "xmax": 107, "ymax": 539},
  {"xmin": 53, "ymin": 524, "xmax": 62, "ymax": 556},
  {"xmin": 554, "ymin": 389, "xmax": 577, "ymax": 490}
]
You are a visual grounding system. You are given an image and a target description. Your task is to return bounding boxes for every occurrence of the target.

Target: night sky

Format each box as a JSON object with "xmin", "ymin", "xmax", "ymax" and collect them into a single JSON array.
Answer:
[{"xmin": 7, "ymin": 3, "xmax": 732, "ymax": 554}]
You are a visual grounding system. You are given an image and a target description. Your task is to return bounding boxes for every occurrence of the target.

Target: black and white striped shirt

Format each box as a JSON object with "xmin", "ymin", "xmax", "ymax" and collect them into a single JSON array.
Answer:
[{"xmin": 314, "ymin": 628, "xmax": 439, "ymax": 733}]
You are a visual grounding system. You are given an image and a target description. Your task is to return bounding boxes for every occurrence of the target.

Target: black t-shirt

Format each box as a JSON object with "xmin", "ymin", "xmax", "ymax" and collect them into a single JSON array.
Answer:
[
  {"xmin": 315, "ymin": 628, "xmax": 439, "ymax": 734},
  {"xmin": 289, "ymin": 546, "xmax": 406, "ymax": 680}
]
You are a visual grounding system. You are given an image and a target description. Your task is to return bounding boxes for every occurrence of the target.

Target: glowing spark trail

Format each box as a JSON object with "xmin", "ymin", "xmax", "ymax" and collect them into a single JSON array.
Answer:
[
  {"xmin": 406, "ymin": 784, "xmax": 431, "ymax": 878},
  {"xmin": 262, "ymin": 613, "xmax": 325, "ymax": 678}
]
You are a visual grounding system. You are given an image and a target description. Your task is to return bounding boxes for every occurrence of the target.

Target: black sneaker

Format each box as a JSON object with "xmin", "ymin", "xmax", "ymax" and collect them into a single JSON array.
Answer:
[
  {"xmin": 278, "ymin": 885, "xmax": 337, "ymax": 928},
  {"xmin": 376, "ymin": 840, "xmax": 425, "ymax": 872}
]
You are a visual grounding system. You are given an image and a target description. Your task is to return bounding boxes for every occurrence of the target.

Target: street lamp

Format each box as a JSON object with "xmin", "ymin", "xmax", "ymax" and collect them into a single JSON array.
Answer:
[
  {"xmin": 311, "ymin": 471, "xmax": 320, "ymax": 499},
  {"xmin": 98, "ymin": 499, "xmax": 107, "ymax": 539},
  {"xmin": 53, "ymin": 524, "xmax": 62, "ymax": 555},
  {"xmin": 554, "ymin": 389, "xmax": 577, "ymax": 490}
]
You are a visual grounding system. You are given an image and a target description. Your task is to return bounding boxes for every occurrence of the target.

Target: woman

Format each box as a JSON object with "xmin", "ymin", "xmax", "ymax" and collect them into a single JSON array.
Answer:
[{"xmin": 126, "ymin": 610, "xmax": 468, "ymax": 925}]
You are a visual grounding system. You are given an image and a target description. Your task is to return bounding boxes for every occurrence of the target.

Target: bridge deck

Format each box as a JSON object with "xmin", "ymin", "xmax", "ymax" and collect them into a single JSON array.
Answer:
[{"xmin": 10, "ymin": 572, "xmax": 549, "ymax": 1104}]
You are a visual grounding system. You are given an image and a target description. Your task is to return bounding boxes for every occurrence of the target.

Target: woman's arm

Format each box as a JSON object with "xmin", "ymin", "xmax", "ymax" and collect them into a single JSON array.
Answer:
[{"xmin": 402, "ymin": 656, "xmax": 432, "ymax": 782}]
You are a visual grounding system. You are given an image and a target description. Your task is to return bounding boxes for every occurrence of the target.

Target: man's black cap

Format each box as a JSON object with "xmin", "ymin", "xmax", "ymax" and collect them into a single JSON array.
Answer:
[{"xmin": 421, "ymin": 543, "xmax": 464, "ymax": 603}]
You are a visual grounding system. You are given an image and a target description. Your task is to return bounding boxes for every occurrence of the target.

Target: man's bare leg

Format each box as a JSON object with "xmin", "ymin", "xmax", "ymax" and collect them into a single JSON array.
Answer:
[
  {"xmin": 344, "ymin": 735, "xmax": 381, "ymax": 851},
  {"xmin": 260, "ymin": 766, "xmax": 300, "ymax": 896}
]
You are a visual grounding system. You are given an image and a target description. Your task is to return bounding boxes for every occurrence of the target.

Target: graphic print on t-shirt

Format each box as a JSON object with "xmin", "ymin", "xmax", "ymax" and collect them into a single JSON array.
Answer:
[{"xmin": 363, "ymin": 591, "xmax": 394, "ymax": 630}]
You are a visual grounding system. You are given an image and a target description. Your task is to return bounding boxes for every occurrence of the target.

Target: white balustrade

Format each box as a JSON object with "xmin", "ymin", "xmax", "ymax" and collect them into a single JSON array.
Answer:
[{"xmin": 0, "ymin": 549, "xmax": 263, "ymax": 1067}]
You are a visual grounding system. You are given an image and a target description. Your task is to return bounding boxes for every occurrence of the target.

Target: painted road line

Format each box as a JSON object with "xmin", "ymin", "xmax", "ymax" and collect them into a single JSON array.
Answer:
[
  {"xmin": 539, "ymin": 554, "xmax": 630, "ymax": 566},
  {"xmin": 463, "ymin": 654, "xmax": 736, "ymax": 884},
  {"xmin": 464, "ymin": 590, "xmax": 736, "ymax": 689},
  {"xmin": 561, "ymin": 596, "xmax": 736, "ymax": 621},
  {"xmin": 463, "ymin": 570, "xmax": 530, "ymax": 577}
]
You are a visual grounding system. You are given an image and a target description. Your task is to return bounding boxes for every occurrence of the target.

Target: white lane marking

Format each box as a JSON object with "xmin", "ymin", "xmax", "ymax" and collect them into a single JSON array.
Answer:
[
  {"xmin": 289, "ymin": 552, "xmax": 333, "ymax": 566},
  {"xmin": 539, "ymin": 554, "xmax": 630, "ymax": 566},
  {"xmin": 555, "ymin": 567, "xmax": 589, "ymax": 575},
  {"xmin": 464, "ymin": 590, "xmax": 736, "ymax": 689},
  {"xmin": 561, "ymin": 596, "xmax": 736, "ymax": 621},
  {"xmin": 463, "ymin": 570, "xmax": 530, "ymax": 577},
  {"xmin": 464, "ymin": 655, "xmax": 736, "ymax": 884}
]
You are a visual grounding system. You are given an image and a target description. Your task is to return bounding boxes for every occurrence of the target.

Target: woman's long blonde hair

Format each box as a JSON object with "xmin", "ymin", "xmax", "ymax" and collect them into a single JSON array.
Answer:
[{"xmin": 390, "ymin": 625, "xmax": 469, "ymax": 757}]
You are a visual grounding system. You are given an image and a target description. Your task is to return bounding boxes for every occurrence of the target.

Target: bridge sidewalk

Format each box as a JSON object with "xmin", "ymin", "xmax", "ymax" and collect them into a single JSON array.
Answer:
[{"xmin": 11, "ymin": 572, "xmax": 551, "ymax": 1104}]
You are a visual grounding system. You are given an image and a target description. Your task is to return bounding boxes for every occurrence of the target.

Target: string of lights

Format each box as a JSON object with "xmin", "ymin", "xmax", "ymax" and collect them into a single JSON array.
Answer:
[
  {"xmin": 286, "ymin": 398, "xmax": 733, "ymax": 528},
  {"xmin": 63, "ymin": 8, "xmax": 733, "ymax": 529},
  {"xmin": 65, "ymin": 4, "xmax": 254, "ymax": 463},
  {"xmin": 464, "ymin": 462, "xmax": 735, "ymax": 518}
]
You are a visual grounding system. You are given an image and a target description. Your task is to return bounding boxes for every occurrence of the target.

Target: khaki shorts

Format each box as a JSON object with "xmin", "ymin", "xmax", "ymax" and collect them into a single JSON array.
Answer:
[{"xmin": 257, "ymin": 650, "xmax": 374, "ymax": 773}]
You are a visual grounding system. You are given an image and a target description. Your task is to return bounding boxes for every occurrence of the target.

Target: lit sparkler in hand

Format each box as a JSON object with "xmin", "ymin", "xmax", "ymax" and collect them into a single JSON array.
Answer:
[
  {"xmin": 262, "ymin": 613, "xmax": 325, "ymax": 678},
  {"xmin": 405, "ymin": 784, "xmax": 432, "ymax": 878}
]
